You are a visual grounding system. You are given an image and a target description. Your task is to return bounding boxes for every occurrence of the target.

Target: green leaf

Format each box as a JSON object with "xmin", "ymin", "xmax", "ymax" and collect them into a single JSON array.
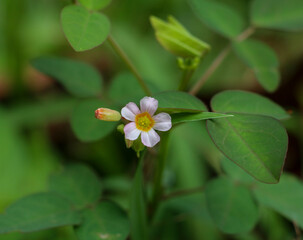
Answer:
[
  {"xmin": 251, "ymin": 0, "xmax": 303, "ymax": 31},
  {"xmin": 205, "ymin": 176, "xmax": 258, "ymax": 233},
  {"xmin": 172, "ymin": 112, "xmax": 233, "ymax": 124},
  {"xmin": 254, "ymin": 174, "xmax": 303, "ymax": 228},
  {"xmin": 71, "ymin": 99, "xmax": 118, "ymax": 142},
  {"xmin": 76, "ymin": 201, "xmax": 130, "ymax": 240},
  {"xmin": 154, "ymin": 91, "xmax": 207, "ymax": 113},
  {"xmin": 61, "ymin": 5, "xmax": 110, "ymax": 52},
  {"xmin": 0, "ymin": 193, "xmax": 81, "ymax": 234},
  {"xmin": 189, "ymin": 0, "xmax": 246, "ymax": 38},
  {"xmin": 9, "ymin": 97, "xmax": 77, "ymax": 127},
  {"xmin": 233, "ymin": 40, "xmax": 280, "ymax": 92},
  {"xmin": 221, "ymin": 157, "xmax": 256, "ymax": 184},
  {"xmin": 129, "ymin": 157, "xmax": 147, "ymax": 240},
  {"xmin": 108, "ymin": 72, "xmax": 157, "ymax": 106},
  {"xmin": 32, "ymin": 57, "xmax": 102, "ymax": 98},
  {"xmin": 78, "ymin": 0, "xmax": 111, "ymax": 10},
  {"xmin": 211, "ymin": 90, "xmax": 289, "ymax": 120},
  {"xmin": 49, "ymin": 164, "xmax": 101, "ymax": 209},
  {"xmin": 206, "ymin": 113, "xmax": 288, "ymax": 183}
]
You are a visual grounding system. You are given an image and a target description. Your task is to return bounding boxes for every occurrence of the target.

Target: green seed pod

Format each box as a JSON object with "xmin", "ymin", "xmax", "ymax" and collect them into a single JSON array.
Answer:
[{"xmin": 150, "ymin": 15, "xmax": 210, "ymax": 58}]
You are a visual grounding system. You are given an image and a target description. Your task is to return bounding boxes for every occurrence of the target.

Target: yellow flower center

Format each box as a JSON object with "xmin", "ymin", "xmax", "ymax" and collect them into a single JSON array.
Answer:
[{"xmin": 135, "ymin": 112, "xmax": 155, "ymax": 132}]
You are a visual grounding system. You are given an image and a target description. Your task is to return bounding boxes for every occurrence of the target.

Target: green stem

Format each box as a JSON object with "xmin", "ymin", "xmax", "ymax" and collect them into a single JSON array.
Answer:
[
  {"xmin": 107, "ymin": 35, "xmax": 152, "ymax": 96},
  {"xmin": 189, "ymin": 45, "xmax": 231, "ymax": 95},
  {"xmin": 162, "ymin": 185, "xmax": 205, "ymax": 201},
  {"xmin": 189, "ymin": 26, "xmax": 256, "ymax": 95},
  {"xmin": 178, "ymin": 69, "xmax": 195, "ymax": 91},
  {"xmin": 150, "ymin": 132, "xmax": 170, "ymax": 216},
  {"xmin": 4, "ymin": 0, "xmax": 25, "ymax": 99}
]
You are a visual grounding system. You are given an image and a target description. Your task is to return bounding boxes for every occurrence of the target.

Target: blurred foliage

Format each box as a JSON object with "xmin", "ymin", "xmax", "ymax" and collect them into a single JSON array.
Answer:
[{"xmin": 0, "ymin": 0, "xmax": 303, "ymax": 239}]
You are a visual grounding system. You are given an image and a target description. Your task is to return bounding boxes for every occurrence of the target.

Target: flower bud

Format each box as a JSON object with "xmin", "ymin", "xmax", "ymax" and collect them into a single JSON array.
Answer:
[
  {"xmin": 95, "ymin": 108, "xmax": 121, "ymax": 121},
  {"xmin": 117, "ymin": 124, "xmax": 125, "ymax": 134},
  {"xmin": 150, "ymin": 15, "xmax": 210, "ymax": 58}
]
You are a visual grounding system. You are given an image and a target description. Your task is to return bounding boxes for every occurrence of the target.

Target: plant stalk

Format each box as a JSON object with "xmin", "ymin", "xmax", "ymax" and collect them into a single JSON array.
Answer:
[
  {"xmin": 189, "ymin": 26, "xmax": 256, "ymax": 95},
  {"xmin": 178, "ymin": 69, "xmax": 195, "ymax": 91},
  {"xmin": 189, "ymin": 45, "xmax": 231, "ymax": 95},
  {"xmin": 150, "ymin": 132, "xmax": 170, "ymax": 216},
  {"xmin": 162, "ymin": 186, "xmax": 205, "ymax": 201},
  {"xmin": 107, "ymin": 35, "xmax": 152, "ymax": 96}
]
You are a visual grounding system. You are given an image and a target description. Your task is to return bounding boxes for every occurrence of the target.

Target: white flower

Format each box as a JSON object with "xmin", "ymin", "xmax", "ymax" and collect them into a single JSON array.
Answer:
[{"xmin": 121, "ymin": 97, "xmax": 172, "ymax": 147}]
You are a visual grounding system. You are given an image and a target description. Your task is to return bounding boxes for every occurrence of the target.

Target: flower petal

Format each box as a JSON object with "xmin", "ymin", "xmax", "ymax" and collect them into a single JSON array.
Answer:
[
  {"xmin": 140, "ymin": 97, "xmax": 158, "ymax": 116},
  {"xmin": 141, "ymin": 129, "xmax": 160, "ymax": 147},
  {"xmin": 124, "ymin": 122, "xmax": 141, "ymax": 140},
  {"xmin": 121, "ymin": 102, "xmax": 140, "ymax": 121},
  {"xmin": 153, "ymin": 113, "xmax": 172, "ymax": 131}
]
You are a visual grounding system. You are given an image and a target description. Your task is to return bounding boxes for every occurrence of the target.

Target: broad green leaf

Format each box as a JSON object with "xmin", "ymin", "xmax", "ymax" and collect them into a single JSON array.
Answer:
[
  {"xmin": 76, "ymin": 201, "xmax": 130, "ymax": 240},
  {"xmin": 108, "ymin": 72, "xmax": 157, "ymax": 106},
  {"xmin": 129, "ymin": 157, "xmax": 147, "ymax": 240},
  {"xmin": 9, "ymin": 97, "xmax": 77, "ymax": 127},
  {"xmin": 233, "ymin": 40, "xmax": 280, "ymax": 92},
  {"xmin": 49, "ymin": 164, "xmax": 101, "ymax": 209},
  {"xmin": 251, "ymin": 0, "xmax": 303, "ymax": 31},
  {"xmin": 172, "ymin": 112, "xmax": 233, "ymax": 124},
  {"xmin": 189, "ymin": 0, "xmax": 246, "ymax": 38},
  {"xmin": 205, "ymin": 176, "xmax": 258, "ymax": 233},
  {"xmin": 211, "ymin": 90, "xmax": 289, "ymax": 120},
  {"xmin": 78, "ymin": 0, "xmax": 111, "ymax": 10},
  {"xmin": 61, "ymin": 5, "xmax": 110, "ymax": 52},
  {"xmin": 254, "ymin": 174, "xmax": 303, "ymax": 228},
  {"xmin": 154, "ymin": 91, "xmax": 207, "ymax": 113},
  {"xmin": 0, "ymin": 193, "xmax": 81, "ymax": 234},
  {"xmin": 71, "ymin": 99, "xmax": 118, "ymax": 142},
  {"xmin": 255, "ymin": 68, "xmax": 280, "ymax": 93},
  {"xmin": 206, "ymin": 113, "xmax": 288, "ymax": 183},
  {"xmin": 221, "ymin": 157, "xmax": 256, "ymax": 184},
  {"xmin": 258, "ymin": 207, "xmax": 293, "ymax": 240},
  {"xmin": 32, "ymin": 57, "xmax": 102, "ymax": 98}
]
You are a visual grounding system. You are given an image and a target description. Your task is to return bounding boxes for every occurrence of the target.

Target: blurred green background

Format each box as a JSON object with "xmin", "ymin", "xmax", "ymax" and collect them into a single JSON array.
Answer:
[{"xmin": 0, "ymin": 0, "xmax": 302, "ymax": 239}]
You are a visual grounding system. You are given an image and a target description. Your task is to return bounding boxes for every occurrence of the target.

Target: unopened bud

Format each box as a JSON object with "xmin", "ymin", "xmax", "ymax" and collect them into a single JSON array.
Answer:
[
  {"xmin": 150, "ymin": 15, "xmax": 210, "ymax": 58},
  {"xmin": 95, "ymin": 108, "xmax": 121, "ymax": 121},
  {"xmin": 117, "ymin": 124, "xmax": 125, "ymax": 134}
]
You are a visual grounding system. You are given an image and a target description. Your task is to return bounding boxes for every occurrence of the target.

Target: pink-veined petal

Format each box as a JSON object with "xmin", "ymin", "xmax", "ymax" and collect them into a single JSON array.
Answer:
[
  {"xmin": 124, "ymin": 122, "xmax": 141, "ymax": 140},
  {"xmin": 153, "ymin": 113, "xmax": 172, "ymax": 131},
  {"xmin": 140, "ymin": 97, "xmax": 158, "ymax": 116},
  {"xmin": 121, "ymin": 102, "xmax": 140, "ymax": 121},
  {"xmin": 141, "ymin": 129, "xmax": 160, "ymax": 147}
]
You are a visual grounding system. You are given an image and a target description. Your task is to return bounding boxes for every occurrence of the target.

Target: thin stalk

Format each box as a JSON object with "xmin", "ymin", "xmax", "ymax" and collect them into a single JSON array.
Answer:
[
  {"xmin": 150, "ymin": 132, "xmax": 170, "ymax": 215},
  {"xmin": 189, "ymin": 26, "xmax": 256, "ymax": 95},
  {"xmin": 293, "ymin": 221, "xmax": 301, "ymax": 240},
  {"xmin": 107, "ymin": 35, "xmax": 152, "ymax": 96},
  {"xmin": 162, "ymin": 186, "xmax": 205, "ymax": 201},
  {"xmin": 178, "ymin": 69, "xmax": 195, "ymax": 91},
  {"xmin": 189, "ymin": 45, "xmax": 231, "ymax": 95},
  {"xmin": 236, "ymin": 26, "xmax": 255, "ymax": 42}
]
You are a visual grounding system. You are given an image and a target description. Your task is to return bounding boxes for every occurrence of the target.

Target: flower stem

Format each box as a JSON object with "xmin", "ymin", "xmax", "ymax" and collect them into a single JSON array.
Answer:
[
  {"xmin": 107, "ymin": 35, "xmax": 152, "ymax": 96},
  {"xmin": 178, "ymin": 69, "xmax": 195, "ymax": 91},
  {"xmin": 189, "ymin": 45, "xmax": 231, "ymax": 95},
  {"xmin": 150, "ymin": 132, "xmax": 170, "ymax": 215},
  {"xmin": 189, "ymin": 26, "xmax": 256, "ymax": 95},
  {"xmin": 162, "ymin": 185, "xmax": 205, "ymax": 201}
]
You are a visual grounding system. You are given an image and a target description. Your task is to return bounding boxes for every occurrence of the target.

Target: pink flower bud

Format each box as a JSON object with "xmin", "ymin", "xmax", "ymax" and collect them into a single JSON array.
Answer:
[{"xmin": 95, "ymin": 108, "xmax": 121, "ymax": 121}]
